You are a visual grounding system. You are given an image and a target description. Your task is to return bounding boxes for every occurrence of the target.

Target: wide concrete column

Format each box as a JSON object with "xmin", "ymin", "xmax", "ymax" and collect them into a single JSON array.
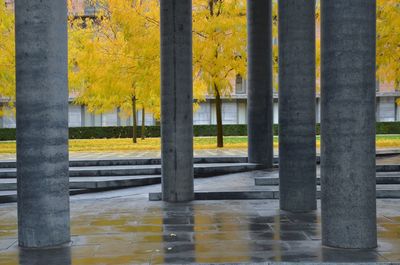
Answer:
[
  {"xmin": 15, "ymin": 0, "xmax": 70, "ymax": 247},
  {"xmin": 321, "ymin": 0, "xmax": 377, "ymax": 249},
  {"xmin": 160, "ymin": 0, "xmax": 194, "ymax": 202},
  {"xmin": 278, "ymin": 0, "xmax": 316, "ymax": 212},
  {"xmin": 247, "ymin": 0, "xmax": 274, "ymax": 168}
]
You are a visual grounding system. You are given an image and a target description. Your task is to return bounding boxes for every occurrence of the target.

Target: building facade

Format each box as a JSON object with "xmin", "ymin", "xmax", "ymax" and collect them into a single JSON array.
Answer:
[{"xmin": 0, "ymin": 79, "xmax": 399, "ymax": 128}]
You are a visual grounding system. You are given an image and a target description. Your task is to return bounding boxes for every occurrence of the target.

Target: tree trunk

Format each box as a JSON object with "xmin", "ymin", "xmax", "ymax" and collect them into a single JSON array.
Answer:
[
  {"xmin": 132, "ymin": 96, "xmax": 137, "ymax": 143},
  {"xmin": 141, "ymin": 107, "xmax": 146, "ymax": 140},
  {"xmin": 215, "ymin": 88, "xmax": 224, "ymax": 148}
]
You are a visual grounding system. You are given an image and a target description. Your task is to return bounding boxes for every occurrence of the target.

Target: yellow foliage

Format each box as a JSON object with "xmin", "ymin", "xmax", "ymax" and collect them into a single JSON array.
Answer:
[
  {"xmin": 377, "ymin": 0, "xmax": 400, "ymax": 88},
  {"xmin": 0, "ymin": 0, "xmax": 15, "ymax": 116},
  {"xmin": 69, "ymin": 0, "xmax": 161, "ymax": 119},
  {"xmin": 0, "ymin": 0, "xmax": 399, "ymax": 119},
  {"xmin": 192, "ymin": 0, "xmax": 247, "ymax": 98}
]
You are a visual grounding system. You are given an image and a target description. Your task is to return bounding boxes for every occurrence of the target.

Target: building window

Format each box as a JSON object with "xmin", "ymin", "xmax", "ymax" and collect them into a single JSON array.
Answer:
[
  {"xmin": 235, "ymin": 75, "xmax": 245, "ymax": 94},
  {"xmin": 68, "ymin": 105, "xmax": 82, "ymax": 127},
  {"xmin": 222, "ymin": 102, "xmax": 238, "ymax": 124},
  {"xmin": 194, "ymin": 103, "xmax": 211, "ymax": 125}
]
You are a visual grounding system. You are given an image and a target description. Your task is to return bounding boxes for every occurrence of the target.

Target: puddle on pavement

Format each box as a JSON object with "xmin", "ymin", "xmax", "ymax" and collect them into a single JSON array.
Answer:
[{"xmin": 0, "ymin": 201, "xmax": 399, "ymax": 264}]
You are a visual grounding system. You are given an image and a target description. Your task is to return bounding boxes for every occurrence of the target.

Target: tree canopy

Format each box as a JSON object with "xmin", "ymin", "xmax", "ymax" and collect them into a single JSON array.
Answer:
[
  {"xmin": 0, "ymin": 1, "xmax": 15, "ymax": 116},
  {"xmin": 0, "ymin": 0, "xmax": 399, "ymax": 137},
  {"xmin": 69, "ymin": 0, "xmax": 160, "ymax": 119},
  {"xmin": 192, "ymin": 0, "xmax": 247, "ymax": 99},
  {"xmin": 377, "ymin": 0, "xmax": 400, "ymax": 88}
]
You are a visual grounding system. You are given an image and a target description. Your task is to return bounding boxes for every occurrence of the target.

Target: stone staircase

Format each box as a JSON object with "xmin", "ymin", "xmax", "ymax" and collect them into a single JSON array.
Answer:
[
  {"xmin": 0, "ymin": 156, "xmax": 263, "ymax": 202},
  {"xmin": 255, "ymin": 168, "xmax": 400, "ymax": 186},
  {"xmin": 2, "ymin": 155, "xmax": 400, "ymax": 203}
]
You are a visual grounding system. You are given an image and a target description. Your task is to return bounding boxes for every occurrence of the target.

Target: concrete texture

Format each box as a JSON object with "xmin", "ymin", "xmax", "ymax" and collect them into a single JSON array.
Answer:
[
  {"xmin": 256, "ymin": 169, "xmax": 400, "ymax": 186},
  {"xmin": 160, "ymin": 0, "xmax": 194, "ymax": 202},
  {"xmin": 2, "ymin": 169, "xmax": 400, "ymax": 203},
  {"xmin": 247, "ymin": 0, "xmax": 274, "ymax": 167},
  {"xmin": 15, "ymin": 0, "xmax": 70, "ymax": 247},
  {"xmin": 0, "ymin": 163, "xmax": 262, "ymax": 178},
  {"xmin": 149, "ymin": 191, "xmax": 276, "ymax": 201},
  {"xmin": 0, "ymin": 176, "xmax": 161, "ymax": 191},
  {"xmin": 321, "ymin": 0, "xmax": 377, "ymax": 249},
  {"xmin": 17, "ymin": 153, "xmax": 400, "ymax": 172},
  {"xmin": 150, "ymin": 188, "xmax": 400, "ymax": 201},
  {"xmin": 278, "ymin": 0, "xmax": 317, "ymax": 213}
]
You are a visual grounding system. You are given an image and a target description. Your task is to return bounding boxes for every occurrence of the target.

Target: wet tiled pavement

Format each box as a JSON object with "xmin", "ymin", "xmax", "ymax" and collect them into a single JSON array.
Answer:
[
  {"xmin": 0, "ymin": 173, "xmax": 400, "ymax": 264},
  {"xmin": 0, "ymin": 151, "xmax": 400, "ymax": 264}
]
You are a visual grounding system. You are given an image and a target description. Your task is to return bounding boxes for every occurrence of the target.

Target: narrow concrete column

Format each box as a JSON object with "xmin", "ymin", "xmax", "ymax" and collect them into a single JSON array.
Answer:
[
  {"xmin": 247, "ymin": 0, "xmax": 274, "ymax": 168},
  {"xmin": 278, "ymin": 0, "xmax": 316, "ymax": 212},
  {"xmin": 160, "ymin": 0, "xmax": 194, "ymax": 202},
  {"xmin": 321, "ymin": 0, "xmax": 377, "ymax": 249},
  {"xmin": 15, "ymin": 0, "xmax": 70, "ymax": 247}
]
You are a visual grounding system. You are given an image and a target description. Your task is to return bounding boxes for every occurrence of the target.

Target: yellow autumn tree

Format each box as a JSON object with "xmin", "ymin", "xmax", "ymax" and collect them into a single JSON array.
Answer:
[
  {"xmin": 193, "ymin": 0, "xmax": 247, "ymax": 148},
  {"xmin": 377, "ymin": 0, "xmax": 400, "ymax": 88},
  {"xmin": 315, "ymin": 1, "xmax": 321, "ymax": 92},
  {"xmin": 0, "ymin": 0, "xmax": 15, "ymax": 116},
  {"xmin": 69, "ymin": 0, "xmax": 160, "ymax": 143}
]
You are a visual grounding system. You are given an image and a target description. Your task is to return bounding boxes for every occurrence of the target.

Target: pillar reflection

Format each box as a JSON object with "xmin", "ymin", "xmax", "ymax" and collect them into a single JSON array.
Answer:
[
  {"xmin": 162, "ymin": 204, "xmax": 195, "ymax": 263},
  {"xmin": 273, "ymin": 214, "xmax": 282, "ymax": 262},
  {"xmin": 18, "ymin": 246, "xmax": 71, "ymax": 265}
]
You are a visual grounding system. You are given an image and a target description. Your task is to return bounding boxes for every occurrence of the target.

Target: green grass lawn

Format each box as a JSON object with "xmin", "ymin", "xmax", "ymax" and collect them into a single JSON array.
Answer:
[{"xmin": 0, "ymin": 135, "xmax": 399, "ymax": 154}]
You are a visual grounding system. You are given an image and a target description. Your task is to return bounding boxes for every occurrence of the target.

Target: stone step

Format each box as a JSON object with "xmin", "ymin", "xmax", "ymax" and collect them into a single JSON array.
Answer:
[
  {"xmin": 149, "ymin": 185, "xmax": 400, "ymax": 201},
  {"xmin": 0, "ymin": 175, "xmax": 162, "ymax": 191},
  {"xmin": 376, "ymin": 165, "xmax": 400, "ymax": 172},
  {"xmin": 0, "ymin": 189, "xmax": 91, "ymax": 204},
  {"xmin": 2, "ymin": 155, "xmax": 397, "ymax": 173},
  {"xmin": 0, "ymin": 163, "xmax": 262, "ymax": 178},
  {"xmin": 255, "ymin": 171, "xmax": 400, "ymax": 186},
  {"xmin": 0, "ymin": 156, "xmax": 248, "ymax": 169},
  {"xmin": 3, "ymin": 183, "xmax": 400, "ymax": 203}
]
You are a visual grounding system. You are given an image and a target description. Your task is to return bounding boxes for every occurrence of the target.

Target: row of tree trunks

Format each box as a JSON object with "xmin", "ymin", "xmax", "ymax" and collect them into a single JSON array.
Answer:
[{"xmin": 133, "ymin": 92, "xmax": 224, "ymax": 147}]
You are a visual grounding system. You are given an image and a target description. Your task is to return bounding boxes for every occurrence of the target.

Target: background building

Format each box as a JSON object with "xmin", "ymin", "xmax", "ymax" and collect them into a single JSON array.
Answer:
[
  {"xmin": 1, "ymin": 0, "xmax": 398, "ymax": 128},
  {"xmin": 1, "ymin": 77, "xmax": 399, "ymax": 128}
]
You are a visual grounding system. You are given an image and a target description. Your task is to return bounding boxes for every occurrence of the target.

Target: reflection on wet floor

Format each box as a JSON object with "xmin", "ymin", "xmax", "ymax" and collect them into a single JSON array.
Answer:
[{"xmin": 0, "ymin": 199, "xmax": 400, "ymax": 264}]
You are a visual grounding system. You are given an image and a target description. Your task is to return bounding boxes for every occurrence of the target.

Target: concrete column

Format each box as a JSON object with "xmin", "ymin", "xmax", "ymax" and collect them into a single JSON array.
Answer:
[
  {"xmin": 247, "ymin": 0, "xmax": 274, "ymax": 168},
  {"xmin": 278, "ymin": 0, "xmax": 316, "ymax": 212},
  {"xmin": 321, "ymin": 0, "xmax": 377, "ymax": 249},
  {"xmin": 15, "ymin": 0, "xmax": 70, "ymax": 247},
  {"xmin": 160, "ymin": 0, "xmax": 194, "ymax": 202}
]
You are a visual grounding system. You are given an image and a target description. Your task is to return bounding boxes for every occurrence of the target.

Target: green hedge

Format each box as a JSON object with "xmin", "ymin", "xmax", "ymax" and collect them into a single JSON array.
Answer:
[
  {"xmin": 376, "ymin": 122, "xmax": 400, "ymax": 134},
  {"xmin": 0, "ymin": 122, "xmax": 399, "ymax": 141},
  {"xmin": 0, "ymin": 128, "xmax": 15, "ymax": 141}
]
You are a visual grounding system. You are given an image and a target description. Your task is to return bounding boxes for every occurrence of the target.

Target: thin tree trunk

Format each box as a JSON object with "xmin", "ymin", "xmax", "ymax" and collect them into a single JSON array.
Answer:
[
  {"xmin": 215, "ymin": 87, "xmax": 224, "ymax": 148},
  {"xmin": 132, "ymin": 96, "xmax": 137, "ymax": 143},
  {"xmin": 141, "ymin": 107, "xmax": 146, "ymax": 140}
]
